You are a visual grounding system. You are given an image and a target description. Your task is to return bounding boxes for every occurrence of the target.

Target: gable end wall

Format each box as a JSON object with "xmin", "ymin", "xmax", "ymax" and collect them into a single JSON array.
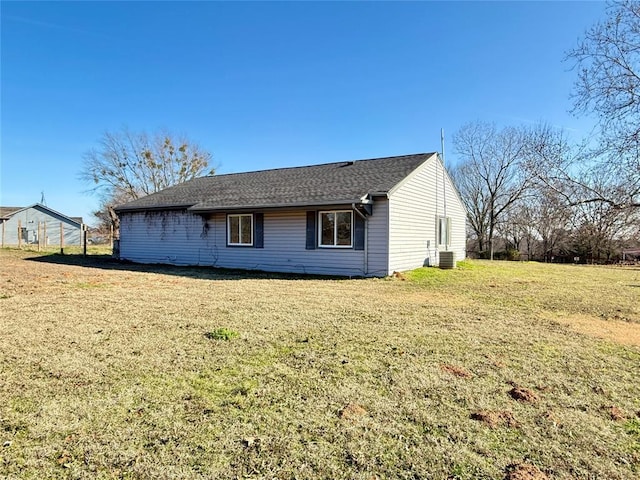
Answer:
[
  {"xmin": 1, "ymin": 206, "xmax": 82, "ymax": 246},
  {"xmin": 388, "ymin": 157, "xmax": 466, "ymax": 272}
]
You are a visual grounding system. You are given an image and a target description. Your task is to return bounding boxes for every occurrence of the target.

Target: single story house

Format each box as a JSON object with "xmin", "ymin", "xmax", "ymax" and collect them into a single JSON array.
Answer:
[
  {"xmin": 1, "ymin": 204, "xmax": 84, "ymax": 247},
  {"xmin": 115, "ymin": 153, "xmax": 466, "ymax": 277}
]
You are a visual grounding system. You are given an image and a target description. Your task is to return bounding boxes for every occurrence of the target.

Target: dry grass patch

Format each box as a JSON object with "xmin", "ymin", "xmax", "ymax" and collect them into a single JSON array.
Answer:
[
  {"xmin": 1, "ymin": 250, "xmax": 639, "ymax": 479},
  {"xmin": 548, "ymin": 313, "xmax": 640, "ymax": 347}
]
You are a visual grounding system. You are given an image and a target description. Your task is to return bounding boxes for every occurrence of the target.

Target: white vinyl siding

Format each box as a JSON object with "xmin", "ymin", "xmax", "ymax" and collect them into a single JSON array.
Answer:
[
  {"xmin": 365, "ymin": 198, "xmax": 390, "ymax": 277},
  {"xmin": 119, "ymin": 209, "xmax": 370, "ymax": 276},
  {"xmin": 388, "ymin": 156, "xmax": 466, "ymax": 271}
]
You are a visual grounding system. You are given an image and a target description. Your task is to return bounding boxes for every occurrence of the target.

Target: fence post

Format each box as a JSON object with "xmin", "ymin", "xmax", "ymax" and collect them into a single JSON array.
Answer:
[
  {"xmin": 60, "ymin": 222, "xmax": 64, "ymax": 254},
  {"xmin": 18, "ymin": 220, "xmax": 22, "ymax": 248},
  {"xmin": 38, "ymin": 222, "xmax": 42, "ymax": 252},
  {"xmin": 1, "ymin": 221, "xmax": 4, "ymax": 248},
  {"xmin": 83, "ymin": 224, "xmax": 87, "ymax": 257},
  {"xmin": 43, "ymin": 222, "xmax": 47, "ymax": 247}
]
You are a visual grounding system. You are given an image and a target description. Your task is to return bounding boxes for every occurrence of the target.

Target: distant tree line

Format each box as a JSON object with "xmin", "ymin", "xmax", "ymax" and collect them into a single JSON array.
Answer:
[
  {"xmin": 451, "ymin": 1, "xmax": 640, "ymax": 263},
  {"xmin": 450, "ymin": 120, "xmax": 639, "ymax": 263}
]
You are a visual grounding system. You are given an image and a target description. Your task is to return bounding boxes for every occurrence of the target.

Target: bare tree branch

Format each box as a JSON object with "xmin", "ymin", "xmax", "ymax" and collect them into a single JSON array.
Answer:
[{"xmin": 80, "ymin": 127, "xmax": 214, "ymax": 231}]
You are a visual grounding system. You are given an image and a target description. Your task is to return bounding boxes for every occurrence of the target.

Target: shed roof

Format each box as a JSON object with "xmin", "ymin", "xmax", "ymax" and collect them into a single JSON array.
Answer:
[
  {"xmin": 0, "ymin": 204, "xmax": 83, "ymax": 226},
  {"xmin": 115, "ymin": 153, "xmax": 436, "ymax": 213},
  {"xmin": 0, "ymin": 207, "xmax": 22, "ymax": 220}
]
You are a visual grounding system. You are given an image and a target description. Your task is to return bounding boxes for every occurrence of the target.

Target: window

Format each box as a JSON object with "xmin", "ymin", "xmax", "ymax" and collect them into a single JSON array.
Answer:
[
  {"xmin": 438, "ymin": 216, "xmax": 451, "ymax": 246},
  {"xmin": 319, "ymin": 210, "xmax": 352, "ymax": 247},
  {"xmin": 227, "ymin": 214, "xmax": 253, "ymax": 246}
]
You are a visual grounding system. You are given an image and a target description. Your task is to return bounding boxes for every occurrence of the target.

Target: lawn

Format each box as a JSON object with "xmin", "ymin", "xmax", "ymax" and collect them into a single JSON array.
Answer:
[{"xmin": 0, "ymin": 248, "xmax": 638, "ymax": 479}]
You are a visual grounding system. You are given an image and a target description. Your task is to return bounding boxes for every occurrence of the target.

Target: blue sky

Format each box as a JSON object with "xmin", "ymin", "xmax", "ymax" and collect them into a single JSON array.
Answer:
[{"xmin": 1, "ymin": 1, "xmax": 606, "ymax": 226}]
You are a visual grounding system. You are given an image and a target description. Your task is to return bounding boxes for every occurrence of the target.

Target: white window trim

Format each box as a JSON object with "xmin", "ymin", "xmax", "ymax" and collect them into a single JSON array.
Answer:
[
  {"xmin": 437, "ymin": 216, "xmax": 451, "ymax": 247},
  {"xmin": 227, "ymin": 213, "xmax": 254, "ymax": 246},
  {"xmin": 318, "ymin": 210, "xmax": 353, "ymax": 248}
]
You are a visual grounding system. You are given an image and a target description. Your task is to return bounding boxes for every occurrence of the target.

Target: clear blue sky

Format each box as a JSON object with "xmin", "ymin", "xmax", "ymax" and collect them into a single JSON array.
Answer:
[{"xmin": 1, "ymin": 1, "xmax": 606, "ymax": 226}]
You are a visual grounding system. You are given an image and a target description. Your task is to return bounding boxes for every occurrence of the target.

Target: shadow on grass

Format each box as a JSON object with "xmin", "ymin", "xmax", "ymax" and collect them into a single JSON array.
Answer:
[{"xmin": 24, "ymin": 252, "xmax": 357, "ymax": 281}]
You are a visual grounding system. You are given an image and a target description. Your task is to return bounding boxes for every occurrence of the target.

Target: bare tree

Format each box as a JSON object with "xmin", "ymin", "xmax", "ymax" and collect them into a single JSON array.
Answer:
[
  {"xmin": 81, "ymin": 127, "xmax": 214, "ymax": 231},
  {"xmin": 566, "ymin": 0, "xmax": 640, "ymax": 208},
  {"xmin": 452, "ymin": 121, "xmax": 535, "ymax": 259}
]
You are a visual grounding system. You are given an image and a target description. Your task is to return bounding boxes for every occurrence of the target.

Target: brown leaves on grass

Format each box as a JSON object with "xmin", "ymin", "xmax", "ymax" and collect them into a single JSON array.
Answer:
[
  {"xmin": 440, "ymin": 363, "xmax": 473, "ymax": 378},
  {"xmin": 470, "ymin": 410, "xmax": 520, "ymax": 429},
  {"xmin": 508, "ymin": 385, "xmax": 538, "ymax": 404},
  {"xmin": 339, "ymin": 403, "xmax": 367, "ymax": 421},
  {"xmin": 505, "ymin": 463, "xmax": 548, "ymax": 480},
  {"xmin": 57, "ymin": 452, "xmax": 72, "ymax": 468}
]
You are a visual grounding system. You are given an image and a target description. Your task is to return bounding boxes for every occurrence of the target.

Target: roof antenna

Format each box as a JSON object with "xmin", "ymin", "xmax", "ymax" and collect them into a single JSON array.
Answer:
[
  {"xmin": 440, "ymin": 128, "xmax": 446, "ymax": 168},
  {"xmin": 440, "ymin": 128, "xmax": 448, "ymax": 247},
  {"xmin": 40, "ymin": 191, "xmax": 47, "ymax": 206}
]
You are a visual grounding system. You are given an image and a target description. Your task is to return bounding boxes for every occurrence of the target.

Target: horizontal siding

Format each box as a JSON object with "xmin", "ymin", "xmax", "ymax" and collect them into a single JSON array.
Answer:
[
  {"xmin": 119, "ymin": 210, "xmax": 205, "ymax": 265},
  {"xmin": 366, "ymin": 198, "xmax": 390, "ymax": 276},
  {"xmin": 443, "ymin": 168, "xmax": 467, "ymax": 264},
  {"xmin": 119, "ymin": 209, "xmax": 372, "ymax": 277},
  {"xmin": 1, "ymin": 208, "xmax": 82, "ymax": 246},
  {"xmin": 388, "ymin": 157, "xmax": 466, "ymax": 272}
]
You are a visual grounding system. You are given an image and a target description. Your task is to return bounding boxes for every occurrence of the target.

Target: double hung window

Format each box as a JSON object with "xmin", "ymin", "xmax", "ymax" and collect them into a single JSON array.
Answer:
[
  {"xmin": 227, "ymin": 214, "xmax": 253, "ymax": 246},
  {"xmin": 438, "ymin": 216, "xmax": 451, "ymax": 246},
  {"xmin": 319, "ymin": 210, "xmax": 352, "ymax": 248}
]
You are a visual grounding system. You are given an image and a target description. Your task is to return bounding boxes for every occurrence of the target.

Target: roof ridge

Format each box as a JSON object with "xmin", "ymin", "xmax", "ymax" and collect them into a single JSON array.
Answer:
[
  {"xmin": 209, "ymin": 152, "xmax": 434, "ymax": 179},
  {"xmin": 116, "ymin": 152, "xmax": 437, "ymax": 212}
]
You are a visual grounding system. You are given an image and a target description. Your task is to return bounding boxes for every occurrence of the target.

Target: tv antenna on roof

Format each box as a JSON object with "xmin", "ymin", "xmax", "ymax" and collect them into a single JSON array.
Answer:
[
  {"xmin": 40, "ymin": 191, "xmax": 47, "ymax": 206},
  {"xmin": 440, "ymin": 128, "xmax": 446, "ymax": 168}
]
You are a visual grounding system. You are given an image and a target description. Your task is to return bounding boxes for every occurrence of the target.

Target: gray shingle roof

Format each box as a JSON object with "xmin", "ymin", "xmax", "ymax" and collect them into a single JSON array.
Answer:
[
  {"xmin": 0, "ymin": 207, "xmax": 22, "ymax": 219},
  {"xmin": 115, "ymin": 153, "xmax": 436, "ymax": 212}
]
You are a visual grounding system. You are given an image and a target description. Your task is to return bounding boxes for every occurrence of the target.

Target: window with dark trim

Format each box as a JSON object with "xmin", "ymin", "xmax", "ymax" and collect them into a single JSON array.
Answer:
[
  {"xmin": 227, "ymin": 214, "xmax": 253, "ymax": 246},
  {"xmin": 318, "ymin": 210, "xmax": 352, "ymax": 248}
]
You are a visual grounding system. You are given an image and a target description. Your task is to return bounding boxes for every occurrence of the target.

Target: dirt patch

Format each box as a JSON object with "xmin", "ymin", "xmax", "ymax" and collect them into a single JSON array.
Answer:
[
  {"xmin": 505, "ymin": 463, "xmax": 548, "ymax": 480},
  {"xmin": 339, "ymin": 403, "xmax": 367, "ymax": 420},
  {"xmin": 440, "ymin": 363, "xmax": 473, "ymax": 378},
  {"xmin": 508, "ymin": 385, "xmax": 538, "ymax": 404},
  {"xmin": 605, "ymin": 405, "xmax": 626, "ymax": 421},
  {"xmin": 470, "ymin": 410, "xmax": 520, "ymax": 429}
]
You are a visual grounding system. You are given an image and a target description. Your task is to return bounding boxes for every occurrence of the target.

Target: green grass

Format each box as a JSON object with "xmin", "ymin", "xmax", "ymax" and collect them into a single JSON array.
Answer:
[
  {"xmin": 0, "ymin": 251, "xmax": 638, "ymax": 479},
  {"xmin": 204, "ymin": 328, "xmax": 240, "ymax": 341}
]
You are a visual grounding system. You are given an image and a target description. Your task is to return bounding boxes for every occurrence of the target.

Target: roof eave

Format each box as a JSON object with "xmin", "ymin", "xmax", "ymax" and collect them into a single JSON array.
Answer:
[
  {"xmin": 115, "ymin": 203, "xmax": 196, "ymax": 213},
  {"xmin": 188, "ymin": 198, "xmax": 375, "ymax": 213}
]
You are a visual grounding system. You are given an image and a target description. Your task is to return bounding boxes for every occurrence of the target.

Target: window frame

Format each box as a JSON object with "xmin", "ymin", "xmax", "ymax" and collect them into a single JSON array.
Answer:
[
  {"xmin": 227, "ymin": 213, "xmax": 254, "ymax": 247},
  {"xmin": 437, "ymin": 216, "xmax": 451, "ymax": 246},
  {"xmin": 318, "ymin": 210, "xmax": 353, "ymax": 248}
]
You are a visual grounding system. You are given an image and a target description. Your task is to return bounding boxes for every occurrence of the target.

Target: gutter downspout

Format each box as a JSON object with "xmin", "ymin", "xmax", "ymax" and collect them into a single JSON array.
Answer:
[{"xmin": 352, "ymin": 204, "xmax": 368, "ymax": 276}]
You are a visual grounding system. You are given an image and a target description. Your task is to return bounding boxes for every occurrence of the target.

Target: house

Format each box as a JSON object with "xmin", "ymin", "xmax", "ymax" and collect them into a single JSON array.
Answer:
[
  {"xmin": 115, "ymin": 153, "xmax": 466, "ymax": 277},
  {"xmin": 1, "ymin": 204, "xmax": 84, "ymax": 247}
]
